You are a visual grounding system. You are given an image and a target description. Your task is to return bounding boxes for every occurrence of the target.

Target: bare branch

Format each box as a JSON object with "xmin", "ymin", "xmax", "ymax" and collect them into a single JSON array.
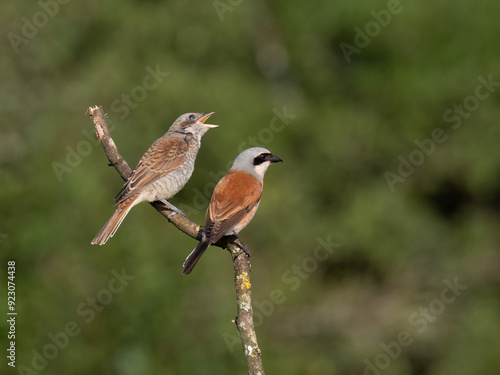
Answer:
[
  {"xmin": 229, "ymin": 243, "xmax": 265, "ymax": 374},
  {"xmin": 88, "ymin": 106, "xmax": 265, "ymax": 374},
  {"xmin": 90, "ymin": 106, "xmax": 132, "ymax": 180}
]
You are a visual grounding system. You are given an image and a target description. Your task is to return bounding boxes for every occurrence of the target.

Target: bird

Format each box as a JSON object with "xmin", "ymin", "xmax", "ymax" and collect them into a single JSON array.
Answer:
[
  {"xmin": 182, "ymin": 147, "xmax": 282, "ymax": 274},
  {"xmin": 91, "ymin": 112, "xmax": 218, "ymax": 245}
]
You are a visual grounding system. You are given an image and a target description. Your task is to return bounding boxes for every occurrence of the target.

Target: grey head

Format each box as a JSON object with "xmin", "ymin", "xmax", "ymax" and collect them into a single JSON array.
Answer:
[{"xmin": 230, "ymin": 147, "xmax": 283, "ymax": 181}]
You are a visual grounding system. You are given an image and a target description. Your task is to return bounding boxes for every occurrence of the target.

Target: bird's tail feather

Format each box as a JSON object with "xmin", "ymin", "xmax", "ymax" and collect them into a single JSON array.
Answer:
[
  {"xmin": 91, "ymin": 201, "xmax": 134, "ymax": 245},
  {"xmin": 182, "ymin": 241, "xmax": 210, "ymax": 275}
]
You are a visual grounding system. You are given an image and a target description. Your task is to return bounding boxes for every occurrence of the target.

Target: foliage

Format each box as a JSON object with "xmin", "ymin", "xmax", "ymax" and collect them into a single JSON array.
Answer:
[{"xmin": 1, "ymin": 1, "xmax": 500, "ymax": 374}]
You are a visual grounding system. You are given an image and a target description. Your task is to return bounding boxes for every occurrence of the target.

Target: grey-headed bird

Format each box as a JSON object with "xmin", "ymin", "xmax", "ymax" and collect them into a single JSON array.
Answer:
[{"xmin": 182, "ymin": 147, "xmax": 282, "ymax": 274}]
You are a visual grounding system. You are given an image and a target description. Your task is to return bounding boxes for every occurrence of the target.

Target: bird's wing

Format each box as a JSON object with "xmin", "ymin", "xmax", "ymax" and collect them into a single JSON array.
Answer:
[
  {"xmin": 115, "ymin": 136, "xmax": 188, "ymax": 204},
  {"xmin": 204, "ymin": 171, "xmax": 262, "ymax": 243}
]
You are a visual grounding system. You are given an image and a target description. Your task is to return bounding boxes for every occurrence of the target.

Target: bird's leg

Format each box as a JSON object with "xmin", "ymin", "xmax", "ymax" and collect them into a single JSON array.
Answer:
[
  {"xmin": 159, "ymin": 199, "xmax": 185, "ymax": 218},
  {"xmin": 232, "ymin": 237, "xmax": 251, "ymax": 257},
  {"xmin": 241, "ymin": 242, "xmax": 251, "ymax": 258}
]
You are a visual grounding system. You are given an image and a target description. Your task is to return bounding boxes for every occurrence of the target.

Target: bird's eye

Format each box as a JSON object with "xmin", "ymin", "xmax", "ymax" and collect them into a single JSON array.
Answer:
[
  {"xmin": 188, "ymin": 114, "xmax": 196, "ymax": 120},
  {"xmin": 253, "ymin": 154, "xmax": 266, "ymax": 165}
]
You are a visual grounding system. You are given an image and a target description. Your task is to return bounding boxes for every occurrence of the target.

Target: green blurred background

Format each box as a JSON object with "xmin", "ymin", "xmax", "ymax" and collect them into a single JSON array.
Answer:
[{"xmin": 2, "ymin": 0, "xmax": 500, "ymax": 374}]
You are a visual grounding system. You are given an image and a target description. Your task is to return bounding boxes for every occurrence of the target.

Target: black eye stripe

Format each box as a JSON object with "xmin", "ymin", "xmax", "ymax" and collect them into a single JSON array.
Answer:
[{"xmin": 253, "ymin": 153, "xmax": 271, "ymax": 165}]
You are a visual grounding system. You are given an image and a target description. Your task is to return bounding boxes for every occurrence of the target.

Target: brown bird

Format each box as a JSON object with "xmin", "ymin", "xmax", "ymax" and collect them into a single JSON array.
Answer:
[
  {"xmin": 182, "ymin": 147, "xmax": 282, "ymax": 274},
  {"xmin": 91, "ymin": 112, "xmax": 217, "ymax": 245}
]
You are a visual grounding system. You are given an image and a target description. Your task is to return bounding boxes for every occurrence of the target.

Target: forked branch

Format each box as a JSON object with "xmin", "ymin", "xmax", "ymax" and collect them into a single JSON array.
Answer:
[{"xmin": 88, "ymin": 106, "xmax": 264, "ymax": 375}]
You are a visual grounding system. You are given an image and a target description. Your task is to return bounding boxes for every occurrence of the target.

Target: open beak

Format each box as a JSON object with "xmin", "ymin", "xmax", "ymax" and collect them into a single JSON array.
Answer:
[{"xmin": 199, "ymin": 112, "xmax": 218, "ymax": 128}]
